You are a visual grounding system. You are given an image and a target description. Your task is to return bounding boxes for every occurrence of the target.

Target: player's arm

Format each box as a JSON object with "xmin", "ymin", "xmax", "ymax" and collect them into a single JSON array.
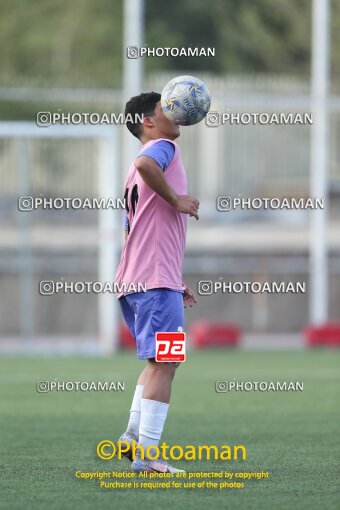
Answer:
[
  {"xmin": 135, "ymin": 156, "xmax": 200, "ymax": 219},
  {"xmin": 182, "ymin": 283, "xmax": 198, "ymax": 308},
  {"xmin": 124, "ymin": 211, "xmax": 129, "ymax": 241}
]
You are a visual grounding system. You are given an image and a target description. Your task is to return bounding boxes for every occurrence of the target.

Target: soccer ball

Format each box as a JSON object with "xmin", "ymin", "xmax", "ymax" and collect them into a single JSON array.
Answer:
[{"xmin": 161, "ymin": 75, "xmax": 211, "ymax": 126}]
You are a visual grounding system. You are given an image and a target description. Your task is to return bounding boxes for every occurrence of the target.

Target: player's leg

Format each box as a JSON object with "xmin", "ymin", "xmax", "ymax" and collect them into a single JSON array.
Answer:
[
  {"xmin": 131, "ymin": 289, "xmax": 185, "ymax": 472},
  {"xmin": 117, "ymin": 295, "xmax": 159, "ymax": 451},
  {"xmin": 116, "ymin": 296, "xmax": 144, "ymax": 450},
  {"xmin": 138, "ymin": 360, "xmax": 179, "ymax": 457},
  {"xmin": 119, "ymin": 357, "xmax": 176, "ymax": 455},
  {"xmin": 125, "ymin": 365, "xmax": 150, "ymax": 438},
  {"xmin": 143, "ymin": 358, "xmax": 177, "ymax": 402}
]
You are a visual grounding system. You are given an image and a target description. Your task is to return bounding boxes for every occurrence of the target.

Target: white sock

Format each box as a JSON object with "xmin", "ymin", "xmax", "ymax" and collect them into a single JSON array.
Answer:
[
  {"xmin": 126, "ymin": 385, "xmax": 143, "ymax": 438},
  {"xmin": 139, "ymin": 399, "xmax": 169, "ymax": 459}
]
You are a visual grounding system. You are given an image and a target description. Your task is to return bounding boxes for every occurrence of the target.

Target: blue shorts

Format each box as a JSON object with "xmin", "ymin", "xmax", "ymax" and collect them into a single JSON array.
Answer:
[{"xmin": 119, "ymin": 289, "xmax": 184, "ymax": 360}]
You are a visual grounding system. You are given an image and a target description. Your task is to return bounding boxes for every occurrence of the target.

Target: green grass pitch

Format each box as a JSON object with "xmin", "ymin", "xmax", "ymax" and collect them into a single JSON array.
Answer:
[{"xmin": 0, "ymin": 349, "xmax": 339, "ymax": 510}]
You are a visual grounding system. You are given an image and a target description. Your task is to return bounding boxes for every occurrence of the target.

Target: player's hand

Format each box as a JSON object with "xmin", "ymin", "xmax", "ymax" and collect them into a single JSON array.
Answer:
[
  {"xmin": 174, "ymin": 195, "xmax": 200, "ymax": 220},
  {"xmin": 183, "ymin": 285, "xmax": 198, "ymax": 308}
]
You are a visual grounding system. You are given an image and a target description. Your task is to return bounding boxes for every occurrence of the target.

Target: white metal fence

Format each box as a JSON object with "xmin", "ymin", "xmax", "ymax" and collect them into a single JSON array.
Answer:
[
  {"xmin": 0, "ymin": 122, "xmax": 120, "ymax": 354},
  {"xmin": 2, "ymin": 75, "xmax": 340, "ymax": 207},
  {"xmin": 0, "ymin": 75, "xmax": 339, "ymax": 350}
]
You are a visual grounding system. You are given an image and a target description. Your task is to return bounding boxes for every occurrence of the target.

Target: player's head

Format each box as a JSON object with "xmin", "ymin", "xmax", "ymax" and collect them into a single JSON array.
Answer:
[{"xmin": 125, "ymin": 92, "xmax": 180, "ymax": 142}]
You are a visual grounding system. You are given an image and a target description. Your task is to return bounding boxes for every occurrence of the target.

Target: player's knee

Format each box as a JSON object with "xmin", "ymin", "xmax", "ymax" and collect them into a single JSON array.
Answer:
[
  {"xmin": 166, "ymin": 362, "xmax": 180, "ymax": 378},
  {"xmin": 171, "ymin": 362, "xmax": 181, "ymax": 370},
  {"xmin": 166, "ymin": 363, "xmax": 178, "ymax": 379},
  {"xmin": 148, "ymin": 359, "xmax": 178, "ymax": 378},
  {"xmin": 167, "ymin": 362, "xmax": 181, "ymax": 378}
]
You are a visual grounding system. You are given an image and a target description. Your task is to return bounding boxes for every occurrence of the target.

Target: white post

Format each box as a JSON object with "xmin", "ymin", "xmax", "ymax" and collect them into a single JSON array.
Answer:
[
  {"xmin": 122, "ymin": 0, "xmax": 144, "ymax": 174},
  {"xmin": 98, "ymin": 132, "xmax": 120, "ymax": 354},
  {"xmin": 123, "ymin": 0, "xmax": 144, "ymax": 100},
  {"xmin": 310, "ymin": 0, "xmax": 330, "ymax": 324},
  {"xmin": 17, "ymin": 138, "xmax": 34, "ymax": 350}
]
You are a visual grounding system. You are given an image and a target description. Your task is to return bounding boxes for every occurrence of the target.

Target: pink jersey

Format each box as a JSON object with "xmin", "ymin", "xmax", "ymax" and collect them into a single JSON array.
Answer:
[{"xmin": 114, "ymin": 138, "xmax": 188, "ymax": 298}]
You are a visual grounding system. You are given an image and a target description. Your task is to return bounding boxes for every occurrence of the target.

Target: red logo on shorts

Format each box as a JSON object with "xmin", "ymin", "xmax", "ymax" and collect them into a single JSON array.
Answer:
[{"xmin": 155, "ymin": 332, "xmax": 186, "ymax": 362}]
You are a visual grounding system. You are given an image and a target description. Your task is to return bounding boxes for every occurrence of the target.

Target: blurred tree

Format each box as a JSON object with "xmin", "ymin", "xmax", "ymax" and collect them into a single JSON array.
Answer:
[
  {"xmin": 145, "ymin": 0, "xmax": 312, "ymax": 75},
  {"xmin": 0, "ymin": 0, "xmax": 122, "ymax": 88},
  {"xmin": 0, "ymin": 0, "xmax": 339, "ymax": 90}
]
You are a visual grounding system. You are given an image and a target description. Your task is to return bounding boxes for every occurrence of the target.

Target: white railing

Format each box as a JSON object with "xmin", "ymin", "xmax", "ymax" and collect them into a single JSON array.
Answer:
[{"xmin": 0, "ymin": 122, "xmax": 120, "ymax": 355}]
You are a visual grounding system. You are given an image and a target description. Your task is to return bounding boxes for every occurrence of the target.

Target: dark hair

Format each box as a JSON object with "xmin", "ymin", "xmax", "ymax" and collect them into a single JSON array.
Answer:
[{"xmin": 124, "ymin": 92, "xmax": 161, "ymax": 139}]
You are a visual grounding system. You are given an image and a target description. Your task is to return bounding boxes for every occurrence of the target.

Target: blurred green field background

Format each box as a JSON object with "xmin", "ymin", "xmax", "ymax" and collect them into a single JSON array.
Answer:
[{"xmin": 0, "ymin": 350, "xmax": 339, "ymax": 510}]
